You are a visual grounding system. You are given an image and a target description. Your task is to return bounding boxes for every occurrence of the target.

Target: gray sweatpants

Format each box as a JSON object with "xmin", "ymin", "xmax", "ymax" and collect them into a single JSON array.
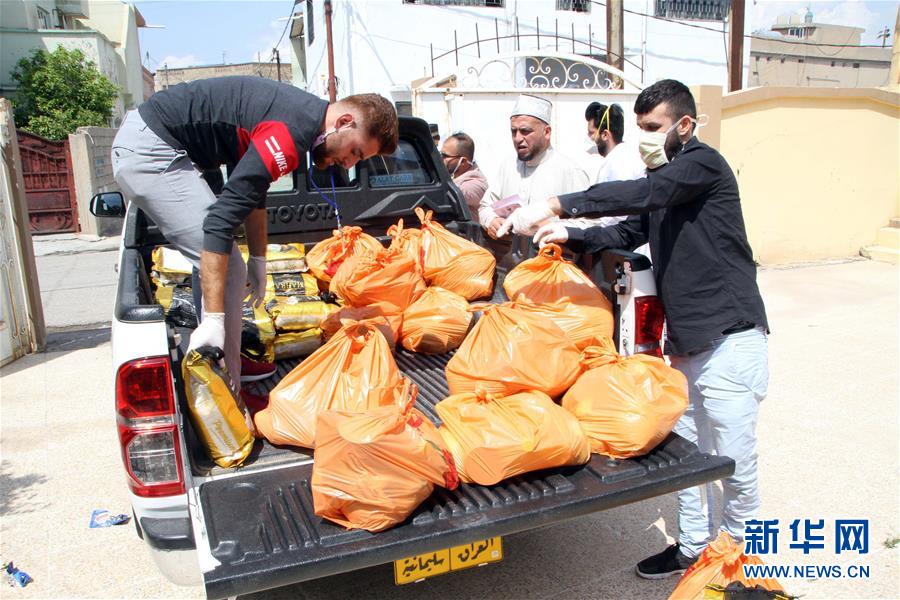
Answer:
[{"xmin": 111, "ymin": 109, "xmax": 246, "ymax": 387}]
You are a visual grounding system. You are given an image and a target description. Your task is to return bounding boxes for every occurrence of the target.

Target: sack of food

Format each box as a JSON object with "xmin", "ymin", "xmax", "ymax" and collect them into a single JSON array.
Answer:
[
  {"xmin": 273, "ymin": 329, "xmax": 323, "ymax": 360},
  {"xmin": 240, "ymin": 242, "xmax": 308, "ymax": 273},
  {"xmin": 502, "ymin": 244, "xmax": 613, "ymax": 349},
  {"xmin": 312, "ymin": 381, "xmax": 458, "ymax": 532},
  {"xmin": 330, "ymin": 245, "xmax": 426, "ymax": 315},
  {"xmin": 415, "ymin": 207, "xmax": 495, "ymax": 301},
  {"xmin": 306, "ymin": 226, "xmax": 383, "ymax": 282},
  {"xmin": 182, "ymin": 347, "xmax": 255, "ymax": 468},
  {"xmin": 562, "ymin": 337, "xmax": 688, "ymax": 458},
  {"xmin": 400, "ymin": 287, "xmax": 472, "ymax": 354},
  {"xmin": 265, "ymin": 272, "xmax": 319, "ymax": 298},
  {"xmin": 669, "ymin": 532, "xmax": 789, "ymax": 600},
  {"xmin": 267, "ymin": 297, "xmax": 336, "ymax": 331},
  {"xmin": 436, "ymin": 387, "xmax": 590, "ymax": 485},
  {"xmin": 445, "ymin": 302, "xmax": 581, "ymax": 398},
  {"xmin": 151, "ymin": 246, "xmax": 193, "ymax": 285},
  {"xmin": 255, "ymin": 320, "xmax": 403, "ymax": 448},
  {"xmin": 156, "ymin": 284, "xmax": 198, "ymax": 329},
  {"xmin": 321, "ymin": 305, "xmax": 398, "ymax": 350},
  {"xmin": 241, "ymin": 301, "xmax": 276, "ymax": 363}
]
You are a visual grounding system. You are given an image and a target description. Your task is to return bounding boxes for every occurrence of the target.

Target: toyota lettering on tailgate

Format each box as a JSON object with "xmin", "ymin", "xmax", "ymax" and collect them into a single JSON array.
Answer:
[{"xmin": 268, "ymin": 203, "xmax": 337, "ymax": 224}]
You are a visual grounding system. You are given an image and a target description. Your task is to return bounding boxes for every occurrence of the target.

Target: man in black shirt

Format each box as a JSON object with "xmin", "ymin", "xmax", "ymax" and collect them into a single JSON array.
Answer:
[
  {"xmin": 112, "ymin": 77, "xmax": 398, "ymax": 387},
  {"xmin": 499, "ymin": 79, "xmax": 769, "ymax": 578}
]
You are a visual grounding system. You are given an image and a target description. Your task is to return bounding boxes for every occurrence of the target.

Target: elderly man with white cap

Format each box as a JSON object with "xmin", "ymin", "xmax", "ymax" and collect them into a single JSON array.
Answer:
[{"xmin": 478, "ymin": 94, "xmax": 589, "ymax": 238}]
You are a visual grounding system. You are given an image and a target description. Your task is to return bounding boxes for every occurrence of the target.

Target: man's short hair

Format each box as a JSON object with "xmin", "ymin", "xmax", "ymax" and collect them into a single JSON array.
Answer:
[
  {"xmin": 634, "ymin": 79, "xmax": 696, "ymax": 122},
  {"xmin": 447, "ymin": 132, "xmax": 475, "ymax": 161},
  {"xmin": 342, "ymin": 93, "xmax": 399, "ymax": 154},
  {"xmin": 584, "ymin": 101, "xmax": 625, "ymax": 144}
]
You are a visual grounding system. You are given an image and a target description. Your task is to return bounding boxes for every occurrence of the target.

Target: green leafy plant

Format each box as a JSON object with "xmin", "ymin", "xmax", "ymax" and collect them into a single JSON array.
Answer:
[{"xmin": 10, "ymin": 46, "xmax": 119, "ymax": 140}]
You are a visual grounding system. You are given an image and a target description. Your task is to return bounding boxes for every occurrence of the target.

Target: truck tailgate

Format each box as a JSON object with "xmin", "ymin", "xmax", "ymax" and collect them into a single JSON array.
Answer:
[{"xmin": 199, "ymin": 349, "xmax": 733, "ymax": 599}]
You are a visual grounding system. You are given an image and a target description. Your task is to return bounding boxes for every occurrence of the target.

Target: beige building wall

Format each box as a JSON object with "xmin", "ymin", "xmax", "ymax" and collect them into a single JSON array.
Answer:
[
  {"xmin": 68, "ymin": 126, "xmax": 122, "ymax": 237},
  {"xmin": 154, "ymin": 63, "xmax": 293, "ymax": 91},
  {"xmin": 719, "ymin": 87, "xmax": 899, "ymax": 264}
]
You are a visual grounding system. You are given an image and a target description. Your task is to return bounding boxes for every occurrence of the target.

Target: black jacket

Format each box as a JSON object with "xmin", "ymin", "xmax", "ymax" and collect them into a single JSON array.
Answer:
[
  {"xmin": 139, "ymin": 76, "xmax": 328, "ymax": 254},
  {"xmin": 560, "ymin": 137, "xmax": 768, "ymax": 356}
]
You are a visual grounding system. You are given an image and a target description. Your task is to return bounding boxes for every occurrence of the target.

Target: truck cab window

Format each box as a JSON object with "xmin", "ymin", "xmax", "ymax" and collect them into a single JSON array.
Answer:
[{"xmin": 367, "ymin": 140, "xmax": 433, "ymax": 188}]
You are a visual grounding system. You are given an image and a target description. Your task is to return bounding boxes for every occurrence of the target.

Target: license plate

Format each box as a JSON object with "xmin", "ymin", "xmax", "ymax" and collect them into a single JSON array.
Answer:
[{"xmin": 394, "ymin": 536, "xmax": 503, "ymax": 584}]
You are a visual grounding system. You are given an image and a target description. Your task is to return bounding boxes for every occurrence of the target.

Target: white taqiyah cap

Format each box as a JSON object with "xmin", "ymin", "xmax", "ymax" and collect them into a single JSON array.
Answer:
[{"xmin": 511, "ymin": 94, "xmax": 552, "ymax": 124}]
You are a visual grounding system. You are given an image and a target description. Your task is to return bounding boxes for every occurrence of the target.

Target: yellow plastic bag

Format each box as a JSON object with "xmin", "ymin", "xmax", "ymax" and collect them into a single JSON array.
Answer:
[
  {"xmin": 445, "ymin": 302, "xmax": 582, "ymax": 398},
  {"xmin": 241, "ymin": 301, "xmax": 276, "ymax": 363},
  {"xmin": 669, "ymin": 532, "xmax": 788, "ymax": 600},
  {"xmin": 306, "ymin": 226, "xmax": 383, "ymax": 282},
  {"xmin": 182, "ymin": 348, "xmax": 255, "ymax": 468},
  {"xmin": 436, "ymin": 387, "xmax": 590, "ymax": 485},
  {"xmin": 255, "ymin": 320, "xmax": 403, "ymax": 448},
  {"xmin": 387, "ymin": 218, "xmax": 422, "ymax": 272},
  {"xmin": 503, "ymin": 244, "xmax": 613, "ymax": 349},
  {"xmin": 400, "ymin": 287, "xmax": 472, "ymax": 354},
  {"xmin": 321, "ymin": 306, "xmax": 398, "ymax": 350},
  {"xmin": 312, "ymin": 381, "xmax": 458, "ymax": 532},
  {"xmin": 274, "ymin": 329, "xmax": 322, "ymax": 360},
  {"xmin": 267, "ymin": 298, "xmax": 336, "ymax": 331},
  {"xmin": 562, "ymin": 338, "xmax": 688, "ymax": 458},
  {"xmin": 330, "ymin": 245, "xmax": 426, "ymax": 315},
  {"xmin": 416, "ymin": 207, "xmax": 496, "ymax": 301}
]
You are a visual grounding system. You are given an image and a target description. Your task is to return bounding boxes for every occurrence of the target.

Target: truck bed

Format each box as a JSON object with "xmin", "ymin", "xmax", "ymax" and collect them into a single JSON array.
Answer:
[{"xmin": 198, "ymin": 347, "xmax": 734, "ymax": 599}]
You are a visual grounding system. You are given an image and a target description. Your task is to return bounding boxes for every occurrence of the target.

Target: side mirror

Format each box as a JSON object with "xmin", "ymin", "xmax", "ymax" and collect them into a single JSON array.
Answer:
[{"xmin": 90, "ymin": 191, "xmax": 125, "ymax": 217}]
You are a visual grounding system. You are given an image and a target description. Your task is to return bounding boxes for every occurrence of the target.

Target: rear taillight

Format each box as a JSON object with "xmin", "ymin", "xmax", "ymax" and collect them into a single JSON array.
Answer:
[
  {"xmin": 634, "ymin": 296, "xmax": 665, "ymax": 358},
  {"xmin": 116, "ymin": 357, "xmax": 184, "ymax": 497}
]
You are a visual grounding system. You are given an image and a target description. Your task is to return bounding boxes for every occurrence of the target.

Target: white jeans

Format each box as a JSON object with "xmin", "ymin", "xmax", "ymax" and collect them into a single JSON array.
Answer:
[
  {"xmin": 670, "ymin": 326, "xmax": 768, "ymax": 558},
  {"xmin": 111, "ymin": 110, "xmax": 246, "ymax": 388}
]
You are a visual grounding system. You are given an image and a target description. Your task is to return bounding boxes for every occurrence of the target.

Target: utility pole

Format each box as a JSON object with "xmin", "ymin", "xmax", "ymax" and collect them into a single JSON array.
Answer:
[
  {"xmin": 606, "ymin": 0, "xmax": 624, "ymax": 87},
  {"xmin": 324, "ymin": 0, "xmax": 337, "ymax": 101},
  {"xmin": 274, "ymin": 48, "xmax": 282, "ymax": 82},
  {"xmin": 728, "ymin": 0, "xmax": 745, "ymax": 92},
  {"xmin": 877, "ymin": 26, "xmax": 891, "ymax": 48}
]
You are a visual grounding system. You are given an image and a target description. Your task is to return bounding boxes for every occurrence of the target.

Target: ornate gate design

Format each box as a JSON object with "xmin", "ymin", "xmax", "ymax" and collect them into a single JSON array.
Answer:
[{"xmin": 17, "ymin": 131, "xmax": 78, "ymax": 234}]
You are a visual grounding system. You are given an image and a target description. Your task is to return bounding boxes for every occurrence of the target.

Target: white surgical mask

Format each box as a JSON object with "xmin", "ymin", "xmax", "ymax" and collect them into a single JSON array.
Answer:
[{"xmin": 638, "ymin": 115, "xmax": 702, "ymax": 169}]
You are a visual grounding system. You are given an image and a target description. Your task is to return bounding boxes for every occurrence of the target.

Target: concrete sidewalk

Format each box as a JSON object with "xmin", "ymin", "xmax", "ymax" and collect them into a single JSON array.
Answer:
[
  {"xmin": 31, "ymin": 233, "xmax": 120, "ymax": 332},
  {"xmin": 1, "ymin": 259, "xmax": 897, "ymax": 599}
]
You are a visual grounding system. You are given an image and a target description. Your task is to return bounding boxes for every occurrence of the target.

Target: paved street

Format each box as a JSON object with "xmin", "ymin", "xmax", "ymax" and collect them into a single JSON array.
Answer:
[{"xmin": 1, "ymin": 255, "xmax": 898, "ymax": 599}]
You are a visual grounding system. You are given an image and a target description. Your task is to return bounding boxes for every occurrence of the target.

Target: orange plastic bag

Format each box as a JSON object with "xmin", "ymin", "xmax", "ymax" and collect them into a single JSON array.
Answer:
[
  {"xmin": 306, "ymin": 226, "xmax": 383, "ymax": 282},
  {"xmin": 387, "ymin": 218, "xmax": 422, "ymax": 272},
  {"xmin": 321, "ymin": 305, "xmax": 398, "ymax": 350},
  {"xmin": 312, "ymin": 381, "xmax": 459, "ymax": 532},
  {"xmin": 446, "ymin": 302, "xmax": 582, "ymax": 398},
  {"xmin": 669, "ymin": 532, "xmax": 788, "ymax": 600},
  {"xmin": 436, "ymin": 387, "xmax": 590, "ymax": 485},
  {"xmin": 503, "ymin": 244, "xmax": 613, "ymax": 349},
  {"xmin": 330, "ymin": 245, "xmax": 427, "ymax": 316},
  {"xmin": 416, "ymin": 207, "xmax": 496, "ymax": 301},
  {"xmin": 562, "ymin": 338, "xmax": 688, "ymax": 458},
  {"xmin": 400, "ymin": 287, "xmax": 472, "ymax": 354},
  {"xmin": 254, "ymin": 320, "xmax": 403, "ymax": 448}
]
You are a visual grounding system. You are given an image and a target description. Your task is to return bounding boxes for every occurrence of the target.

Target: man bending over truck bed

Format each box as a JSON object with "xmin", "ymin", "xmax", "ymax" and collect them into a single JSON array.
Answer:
[
  {"xmin": 111, "ymin": 76, "xmax": 398, "ymax": 387},
  {"xmin": 498, "ymin": 79, "xmax": 770, "ymax": 580}
]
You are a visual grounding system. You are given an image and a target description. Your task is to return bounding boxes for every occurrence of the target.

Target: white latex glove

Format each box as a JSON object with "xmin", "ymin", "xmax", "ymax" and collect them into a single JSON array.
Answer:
[
  {"xmin": 533, "ymin": 222, "xmax": 569, "ymax": 248},
  {"xmin": 187, "ymin": 312, "xmax": 226, "ymax": 353},
  {"xmin": 496, "ymin": 201, "xmax": 555, "ymax": 237},
  {"xmin": 246, "ymin": 256, "xmax": 266, "ymax": 308}
]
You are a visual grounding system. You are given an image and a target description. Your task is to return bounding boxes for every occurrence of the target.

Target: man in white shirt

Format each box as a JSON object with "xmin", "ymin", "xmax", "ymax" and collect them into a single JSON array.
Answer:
[{"xmin": 479, "ymin": 94, "xmax": 589, "ymax": 239}]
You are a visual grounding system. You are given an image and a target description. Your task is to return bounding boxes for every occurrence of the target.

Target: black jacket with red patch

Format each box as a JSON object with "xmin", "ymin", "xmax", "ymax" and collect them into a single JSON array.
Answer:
[{"xmin": 138, "ymin": 76, "xmax": 328, "ymax": 254}]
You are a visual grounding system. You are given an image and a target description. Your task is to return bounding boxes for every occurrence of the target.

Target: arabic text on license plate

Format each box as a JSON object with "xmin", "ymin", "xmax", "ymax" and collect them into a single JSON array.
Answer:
[{"xmin": 394, "ymin": 537, "xmax": 503, "ymax": 585}]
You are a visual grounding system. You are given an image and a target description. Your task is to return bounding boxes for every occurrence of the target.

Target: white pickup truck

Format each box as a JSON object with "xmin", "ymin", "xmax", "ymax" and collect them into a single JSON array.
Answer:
[{"xmin": 92, "ymin": 116, "xmax": 732, "ymax": 598}]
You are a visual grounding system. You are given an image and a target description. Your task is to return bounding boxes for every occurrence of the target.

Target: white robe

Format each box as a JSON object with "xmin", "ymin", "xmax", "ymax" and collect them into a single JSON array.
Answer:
[{"xmin": 478, "ymin": 146, "xmax": 589, "ymax": 229}]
